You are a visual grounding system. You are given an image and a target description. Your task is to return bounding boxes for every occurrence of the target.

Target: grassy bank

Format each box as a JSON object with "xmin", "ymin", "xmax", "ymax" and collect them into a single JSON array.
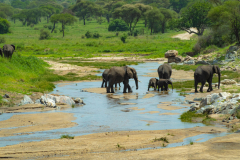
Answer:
[
  {"xmin": 0, "ymin": 19, "xmax": 196, "ymax": 58},
  {"xmin": 0, "ymin": 55, "xmax": 101, "ymax": 95}
]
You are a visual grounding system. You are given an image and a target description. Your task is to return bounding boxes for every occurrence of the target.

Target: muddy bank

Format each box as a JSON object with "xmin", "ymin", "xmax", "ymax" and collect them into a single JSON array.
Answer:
[
  {"xmin": 0, "ymin": 112, "xmax": 76, "ymax": 137},
  {"xmin": 0, "ymin": 126, "xmax": 228, "ymax": 159}
]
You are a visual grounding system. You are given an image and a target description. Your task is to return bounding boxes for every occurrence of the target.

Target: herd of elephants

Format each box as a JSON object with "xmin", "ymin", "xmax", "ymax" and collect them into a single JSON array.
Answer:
[{"xmin": 101, "ymin": 63, "xmax": 221, "ymax": 93}]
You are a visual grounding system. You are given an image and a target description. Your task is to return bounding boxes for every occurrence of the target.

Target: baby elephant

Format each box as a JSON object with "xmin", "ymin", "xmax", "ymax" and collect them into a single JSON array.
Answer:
[
  {"xmin": 148, "ymin": 78, "xmax": 158, "ymax": 91},
  {"xmin": 157, "ymin": 79, "xmax": 173, "ymax": 91}
]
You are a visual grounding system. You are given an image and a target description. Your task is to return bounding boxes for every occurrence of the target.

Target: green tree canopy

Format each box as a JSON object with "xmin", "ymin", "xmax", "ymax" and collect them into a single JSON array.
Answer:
[
  {"xmin": 208, "ymin": 0, "xmax": 240, "ymax": 43},
  {"xmin": 159, "ymin": 8, "xmax": 176, "ymax": 33},
  {"xmin": 72, "ymin": 0, "xmax": 96, "ymax": 25},
  {"xmin": 0, "ymin": 18, "xmax": 10, "ymax": 34},
  {"xmin": 170, "ymin": 0, "xmax": 193, "ymax": 13},
  {"xmin": 177, "ymin": 1, "xmax": 212, "ymax": 36},
  {"xmin": 50, "ymin": 13, "xmax": 76, "ymax": 37},
  {"xmin": 141, "ymin": 0, "xmax": 170, "ymax": 8},
  {"xmin": 113, "ymin": 4, "xmax": 150, "ymax": 33},
  {"xmin": 108, "ymin": 18, "xmax": 129, "ymax": 31},
  {"xmin": 145, "ymin": 8, "xmax": 163, "ymax": 33}
]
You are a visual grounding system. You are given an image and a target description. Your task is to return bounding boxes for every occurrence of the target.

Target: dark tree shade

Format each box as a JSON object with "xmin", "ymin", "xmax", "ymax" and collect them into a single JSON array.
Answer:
[{"xmin": 108, "ymin": 19, "xmax": 129, "ymax": 31}]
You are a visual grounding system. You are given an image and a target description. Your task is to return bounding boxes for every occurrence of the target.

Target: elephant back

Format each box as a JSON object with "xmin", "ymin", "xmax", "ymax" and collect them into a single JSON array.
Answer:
[
  {"xmin": 158, "ymin": 63, "xmax": 172, "ymax": 79},
  {"xmin": 3, "ymin": 44, "xmax": 15, "ymax": 59}
]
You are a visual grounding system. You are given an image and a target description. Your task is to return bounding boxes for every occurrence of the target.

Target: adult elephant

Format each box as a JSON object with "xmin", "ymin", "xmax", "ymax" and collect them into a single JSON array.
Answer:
[
  {"xmin": 157, "ymin": 79, "xmax": 173, "ymax": 91},
  {"xmin": 101, "ymin": 69, "xmax": 121, "ymax": 88},
  {"xmin": 157, "ymin": 63, "xmax": 172, "ymax": 79},
  {"xmin": 3, "ymin": 44, "xmax": 15, "ymax": 59},
  {"xmin": 0, "ymin": 48, "xmax": 2, "ymax": 57},
  {"xmin": 194, "ymin": 65, "xmax": 221, "ymax": 93},
  {"xmin": 107, "ymin": 66, "xmax": 139, "ymax": 93}
]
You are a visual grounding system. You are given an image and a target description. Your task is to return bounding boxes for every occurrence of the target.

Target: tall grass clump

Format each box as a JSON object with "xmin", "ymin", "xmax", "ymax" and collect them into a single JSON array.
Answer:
[
  {"xmin": 39, "ymin": 29, "xmax": 51, "ymax": 40},
  {"xmin": 0, "ymin": 36, "xmax": 5, "ymax": 43}
]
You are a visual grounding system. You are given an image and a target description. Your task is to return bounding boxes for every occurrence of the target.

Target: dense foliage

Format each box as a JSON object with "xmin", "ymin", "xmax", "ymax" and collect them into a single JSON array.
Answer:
[
  {"xmin": 108, "ymin": 19, "xmax": 129, "ymax": 31},
  {"xmin": 0, "ymin": 18, "xmax": 10, "ymax": 34}
]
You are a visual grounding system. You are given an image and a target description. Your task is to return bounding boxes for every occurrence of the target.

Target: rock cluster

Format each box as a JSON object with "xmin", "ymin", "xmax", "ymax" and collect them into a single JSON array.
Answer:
[
  {"xmin": 221, "ymin": 79, "xmax": 237, "ymax": 85},
  {"xmin": 189, "ymin": 92, "xmax": 240, "ymax": 117},
  {"xmin": 165, "ymin": 50, "xmax": 180, "ymax": 63},
  {"xmin": 19, "ymin": 94, "xmax": 85, "ymax": 108},
  {"xmin": 225, "ymin": 46, "xmax": 240, "ymax": 60}
]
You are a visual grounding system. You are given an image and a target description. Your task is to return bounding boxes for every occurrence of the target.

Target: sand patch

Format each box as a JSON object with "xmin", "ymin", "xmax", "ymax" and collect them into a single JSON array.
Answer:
[
  {"xmin": 83, "ymin": 88, "xmax": 107, "ymax": 94},
  {"xmin": 139, "ymin": 111, "xmax": 160, "ymax": 114},
  {"xmin": 144, "ymin": 69, "xmax": 194, "ymax": 82},
  {"xmin": 119, "ymin": 103, "xmax": 137, "ymax": 105},
  {"xmin": 172, "ymin": 28, "xmax": 197, "ymax": 40},
  {"xmin": 142, "ymin": 94, "xmax": 155, "ymax": 99},
  {"xmin": 159, "ymin": 113, "xmax": 180, "ymax": 115},
  {"xmin": 0, "ymin": 112, "xmax": 76, "ymax": 137},
  {"xmin": 141, "ymin": 120, "xmax": 159, "ymax": 124},
  {"xmin": 0, "ymin": 126, "xmax": 229, "ymax": 159},
  {"xmin": 157, "ymin": 104, "xmax": 185, "ymax": 110},
  {"xmin": 128, "ymin": 107, "xmax": 145, "ymax": 111},
  {"xmin": 196, "ymin": 138, "xmax": 204, "ymax": 141}
]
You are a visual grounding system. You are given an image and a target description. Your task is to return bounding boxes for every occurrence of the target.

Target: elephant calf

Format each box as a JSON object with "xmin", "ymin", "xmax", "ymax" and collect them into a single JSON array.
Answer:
[
  {"xmin": 101, "ymin": 69, "xmax": 121, "ymax": 88},
  {"xmin": 157, "ymin": 79, "xmax": 173, "ymax": 91},
  {"xmin": 148, "ymin": 78, "xmax": 158, "ymax": 91}
]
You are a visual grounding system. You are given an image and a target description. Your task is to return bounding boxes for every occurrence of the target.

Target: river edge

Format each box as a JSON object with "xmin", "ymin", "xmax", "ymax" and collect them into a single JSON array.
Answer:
[{"xmin": 1, "ymin": 59, "xmax": 240, "ymax": 159}]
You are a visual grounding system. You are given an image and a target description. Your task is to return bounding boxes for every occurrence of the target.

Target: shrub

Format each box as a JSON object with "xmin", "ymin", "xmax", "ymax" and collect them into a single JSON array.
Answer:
[
  {"xmin": 48, "ymin": 25, "xmax": 53, "ymax": 30},
  {"xmin": 43, "ymin": 25, "xmax": 48, "ymax": 28},
  {"xmin": 93, "ymin": 33, "xmax": 101, "ymax": 38},
  {"xmin": 85, "ymin": 31, "xmax": 92, "ymax": 38},
  {"xmin": 121, "ymin": 34, "xmax": 127, "ymax": 43},
  {"xmin": 54, "ymin": 30, "xmax": 57, "ymax": 33},
  {"xmin": 133, "ymin": 30, "xmax": 139, "ymax": 37},
  {"xmin": 81, "ymin": 35, "xmax": 85, "ymax": 39},
  {"xmin": 34, "ymin": 27, "xmax": 39, "ymax": 30},
  {"xmin": 39, "ymin": 30, "xmax": 51, "ymax": 40},
  {"xmin": 0, "ymin": 18, "xmax": 10, "ymax": 34},
  {"xmin": 0, "ymin": 12, "xmax": 7, "ymax": 19},
  {"xmin": 108, "ymin": 19, "xmax": 129, "ymax": 31},
  {"xmin": 116, "ymin": 32, "xmax": 119, "ymax": 36},
  {"xmin": 0, "ymin": 36, "xmax": 6, "ymax": 43},
  {"xmin": 30, "ymin": 24, "xmax": 34, "ymax": 28}
]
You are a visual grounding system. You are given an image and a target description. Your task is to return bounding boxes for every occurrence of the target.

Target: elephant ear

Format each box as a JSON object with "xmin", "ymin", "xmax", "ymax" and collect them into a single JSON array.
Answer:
[
  {"xmin": 11, "ymin": 44, "xmax": 15, "ymax": 50},
  {"xmin": 126, "ymin": 67, "xmax": 133, "ymax": 78}
]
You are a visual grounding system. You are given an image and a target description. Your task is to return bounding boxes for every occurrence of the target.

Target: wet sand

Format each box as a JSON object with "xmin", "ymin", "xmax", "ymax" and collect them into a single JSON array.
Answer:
[
  {"xmin": 159, "ymin": 113, "xmax": 180, "ymax": 115},
  {"xmin": 0, "ymin": 113, "xmax": 76, "ymax": 137},
  {"xmin": 0, "ymin": 126, "xmax": 228, "ymax": 159},
  {"xmin": 157, "ymin": 104, "xmax": 185, "ymax": 110}
]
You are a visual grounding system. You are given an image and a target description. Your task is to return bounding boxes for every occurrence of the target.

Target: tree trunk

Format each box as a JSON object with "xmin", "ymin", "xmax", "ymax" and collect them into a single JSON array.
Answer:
[
  {"xmin": 161, "ymin": 23, "xmax": 165, "ymax": 33},
  {"xmin": 145, "ymin": 19, "xmax": 147, "ymax": 28},
  {"xmin": 106, "ymin": 14, "xmax": 110, "ymax": 23},
  {"xmin": 151, "ymin": 27, "xmax": 152, "ymax": 34},
  {"xmin": 62, "ymin": 23, "xmax": 64, "ymax": 37},
  {"xmin": 51, "ymin": 22, "xmax": 56, "ymax": 33}
]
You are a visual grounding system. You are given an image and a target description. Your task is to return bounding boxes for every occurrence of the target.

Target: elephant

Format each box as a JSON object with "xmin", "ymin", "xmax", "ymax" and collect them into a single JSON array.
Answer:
[
  {"xmin": 157, "ymin": 63, "xmax": 172, "ymax": 79},
  {"xmin": 106, "ymin": 66, "xmax": 139, "ymax": 93},
  {"xmin": 157, "ymin": 79, "xmax": 173, "ymax": 91},
  {"xmin": 194, "ymin": 65, "xmax": 221, "ymax": 93},
  {"xmin": 101, "ymin": 69, "xmax": 121, "ymax": 88},
  {"xmin": 0, "ymin": 48, "xmax": 2, "ymax": 57},
  {"xmin": 3, "ymin": 44, "xmax": 15, "ymax": 59},
  {"xmin": 148, "ymin": 78, "xmax": 158, "ymax": 91}
]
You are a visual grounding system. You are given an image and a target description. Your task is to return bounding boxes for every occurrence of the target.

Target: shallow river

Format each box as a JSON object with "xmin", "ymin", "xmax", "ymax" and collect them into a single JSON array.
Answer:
[{"xmin": 0, "ymin": 62, "xmax": 228, "ymax": 147}]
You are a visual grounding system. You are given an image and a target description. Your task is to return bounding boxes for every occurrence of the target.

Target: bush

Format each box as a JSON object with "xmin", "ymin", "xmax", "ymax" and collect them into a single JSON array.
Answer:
[
  {"xmin": 133, "ymin": 30, "xmax": 139, "ymax": 37},
  {"xmin": 108, "ymin": 19, "xmax": 129, "ymax": 31},
  {"xmin": 93, "ymin": 33, "xmax": 101, "ymax": 38},
  {"xmin": 0, "ymin": 18, "xmax": 10, "ymax": 34},
  {"xmin": 0, "ymin": 36, "xmax": 6, "ymax": 43},
  {"xmin": 54, "ymin": 30, "xmax": 57, "ymax": 33},
  {"xmin": 30, "ymin": 24, "xmax": 34, "ymax": 28},
  {"xmin": 43, "ymin": 25, "xmax": 48, "ymax": 28},
  {"xmin": 81, "ymin": 35, "xmax": 85, "ymax": 39},
  {"xmin": 34, "ymin": 27, "xmax": 39, "ymax": 30},
  {"xmin": 48, "ymin": 25, "xmax": 53, "ymax": 30},
  {"xmin": 121, "ymin": 34, "xmax": 127, "ymax": 43},
  {"xmin": 85, "ymin": 31, "xmax": 92, "ymax": 38},
  {"xmin": 39, "ymin": 30, "xmax": 51, "ymax": 40}
]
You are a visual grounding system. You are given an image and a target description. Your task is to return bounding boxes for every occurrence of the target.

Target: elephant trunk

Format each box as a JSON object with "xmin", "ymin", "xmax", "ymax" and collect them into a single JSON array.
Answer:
[
  {"xmin": 134, "ymin": 77, "xmax": 139, "ymax": 90},
  {"xmin": 218, "ymin": 72, "xmax": 221, "ymax": 89}
]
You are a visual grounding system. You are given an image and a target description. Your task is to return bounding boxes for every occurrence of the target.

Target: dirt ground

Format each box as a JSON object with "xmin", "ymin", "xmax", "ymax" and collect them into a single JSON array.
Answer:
[
  {"xmin": 0, "ymin": 112, "xmax": 76, "ymax": 137},
  {"xmin": 0, "ymin": 126, "xmax": 230, "ymax": 159},
  {"xmin": 172, "ymin": 28, "xmax": 197, "ymax": 40}
]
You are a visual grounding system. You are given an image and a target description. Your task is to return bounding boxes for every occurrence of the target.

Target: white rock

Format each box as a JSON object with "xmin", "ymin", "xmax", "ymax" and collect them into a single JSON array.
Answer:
[
  {"xmin": 165, "ymin": 50, "xmax": 178, "ymax": 58},
  {"xmin": 221, "ymin": 79, "xmax": 237, "ymax": 85}
]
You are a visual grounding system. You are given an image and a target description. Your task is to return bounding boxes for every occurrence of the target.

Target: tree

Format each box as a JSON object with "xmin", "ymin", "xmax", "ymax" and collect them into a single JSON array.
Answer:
[
  {"xmin": 50, "ymin": 13, "xmax": 76, "ymax": 37},
  {"xmin": 208, "ymin": 1, "xmax": 240, "ymax": 43},
  {"xmin": 159, "ymin": 8, "xmax": 176, "ymax": 33},
  {"xmin": 14, "ymin": 8, "xmax": 45, "ymax": 25},
  {"xmin": 145, "ymin": 8, "xmax": 163, "ymax": 33},
  {"xmin": 0, "ymin": 18, "xmax": 10, "ymax": 34},
  {"xmin": 0, "ymin": 3, "xmax": 14, "ymax": 18},
  {"xmin": 177, "ymin": 1, "xmax": 212, "ymax": 36},
  {"xmin": 40, "ymin": 4, "xmax": 63, "ymax": 23},
  {"xmin": 141, "ymin": 0, "xmax": 170, "ymax": 8},
  {"xmin": 104, "ymin": 1, "xmax": 125, "ymax": 23},
  {"xmin": 170, "ymin": 0, "xmax": 193, "ymax": 13},
  {"xmin": 108, "ymin": 19, "xmax": 129, "ymax": 31},
  {"xmin": 72, "ymin": 0, "xmax": 96, "ymax": 25},
  {"xmin": 113, "ymin": 4, "xmax": 141, "ymax": 33}
]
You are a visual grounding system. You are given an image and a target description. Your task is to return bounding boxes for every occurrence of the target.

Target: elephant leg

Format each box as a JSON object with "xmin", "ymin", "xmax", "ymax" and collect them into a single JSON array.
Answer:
[
  {"xmin": 105, "ymin": 81, "xmax": 107, "ymax": 88},
  {"xmin": 154, "ymin": 84, "xmax": 157, "ymax": 91},
  {"xmin": 111, "ymin": 85, "xmax": 114, "ymax": 93},
  {"xmin": 115, "ymin": 83, "xmax": 117, "ymax": 88},
  {"xmin": 119, "ymin": 83, "xmax": 121, "ymax": 87},
  {"xmin": 106, "ymin": 82, "xmax": 111, "ymax": 93},
  {"xmin": 107, "ymin": 79, "xmax": 114, "ymax": 93},
  {"xmin": 194, "ymin": 80, "xmax": 198, "ymax": 93},
  {"xmin": 101, "ymin": 80, "xmax": 104, "ymax": 88},
  {"xmin": 207, "ymin": 78, "xmax": 213, "ymax": 92},
  {"xmin": 127, "ymin": 84, "xmax": 132, "ymax": 93},
  {"xmin": 161, "ymin": 86, "xmax": 164, "ymax": 91},
  {"xmin": 200, "ymin": 80, "xmax": 206, "ymax": 93},
  {"xmin": 123, "ymin": 82, "xmax": 127, "ymax": 93},
  {"xmin": 148, "ymin": 84, "xmax": 150, "ymax": 91}
]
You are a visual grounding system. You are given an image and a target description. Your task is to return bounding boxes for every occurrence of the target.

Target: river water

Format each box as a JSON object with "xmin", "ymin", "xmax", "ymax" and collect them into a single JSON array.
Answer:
[{"xmin": 0, "ymin": 62, "xmax": 228, "ymax": 147}]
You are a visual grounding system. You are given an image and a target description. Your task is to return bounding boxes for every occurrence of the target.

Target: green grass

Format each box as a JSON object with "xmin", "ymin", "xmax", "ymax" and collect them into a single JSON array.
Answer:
[
  {"xmin": 60, "ymin": 60, "xmax": 140, "ymax": 69},
  {"xmin": 0, "ymin": 19, "xmax": 197, "ymax": 59},
  {"xmin": 180, "ymin": 111, "xmax": 206, "ymax": 122},
  {"xmin": 60, "ymin": 135, "xmax": 74, "ymax": 139},
  {"xmin": 202, "ymin": 116, "xmax": 216, "ymax": 124},
  {"xmin": 153, "ymin": 137, "xmax": 169, "ymax": 143}
]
